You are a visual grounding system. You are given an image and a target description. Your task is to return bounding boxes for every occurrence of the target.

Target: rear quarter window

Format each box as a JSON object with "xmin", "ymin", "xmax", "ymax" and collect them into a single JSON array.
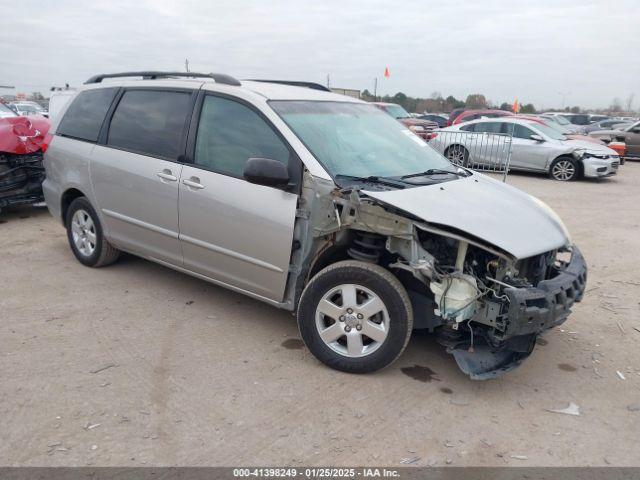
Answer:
[{"xmin": 57, "ymin": 88, "xmax": 119, "ymax": 142}]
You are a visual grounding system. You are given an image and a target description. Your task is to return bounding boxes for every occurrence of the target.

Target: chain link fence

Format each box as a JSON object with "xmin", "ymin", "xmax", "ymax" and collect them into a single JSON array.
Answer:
[{"xmin": 428, "ymin": 129, "xmax": 513, "ymax": 181}]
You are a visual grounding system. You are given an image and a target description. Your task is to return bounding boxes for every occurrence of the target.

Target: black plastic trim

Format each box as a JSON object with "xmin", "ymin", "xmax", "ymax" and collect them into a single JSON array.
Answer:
[
  {"xmin": 246, "ymin": 79, "xmax": 331, "ymax": 92},
  {"xmin": 85, "ymin": 71, "xmax": 241, "ymax": 86}
]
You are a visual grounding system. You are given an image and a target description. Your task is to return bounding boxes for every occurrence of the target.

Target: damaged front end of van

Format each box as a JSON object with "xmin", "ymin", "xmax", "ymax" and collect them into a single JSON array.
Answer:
[{"xmin": 291, "ymin": 171, "xmax": 587, "ymax": 380}]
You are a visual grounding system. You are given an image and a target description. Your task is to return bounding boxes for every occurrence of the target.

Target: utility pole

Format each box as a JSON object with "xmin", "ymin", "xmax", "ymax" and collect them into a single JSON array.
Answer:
[
  {"xmin": 373, "ymin": 78, "xmax": 378, "ymax": 101},
  {"xmin": 185, "ymin": 59, "xmax": 190, "ymax": 73},
  {"xmin": 558, "ymin": 91, "xmax": 570, "ymax": 110},
  {"xmin": 326, "ymin": 74, "xmax": 330, "ymax": 89}
]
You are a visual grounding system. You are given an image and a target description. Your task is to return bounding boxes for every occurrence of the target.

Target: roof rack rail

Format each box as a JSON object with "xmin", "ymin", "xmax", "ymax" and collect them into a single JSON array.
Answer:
[
  {"xmin": 84, "ymin": 71, "xmax": 241, "ymax": 86},
  {"xmin": 246, "ymin": 79, "xmax": 331, "ymax": 92}
]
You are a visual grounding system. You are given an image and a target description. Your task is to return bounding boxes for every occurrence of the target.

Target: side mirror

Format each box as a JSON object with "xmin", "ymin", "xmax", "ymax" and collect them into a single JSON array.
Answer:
[
  {"xmin": 243, "ymin": 157, "xmax": 290, "ymax": 187},
  {"xmin": 530, "ymin": 134, "xmax": 545, "ymax": 142}
]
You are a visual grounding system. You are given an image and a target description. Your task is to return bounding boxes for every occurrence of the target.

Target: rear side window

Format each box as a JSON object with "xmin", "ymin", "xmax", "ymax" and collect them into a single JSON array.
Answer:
[
  {"xmin": 57, "ymin": 88, "xmax": 118, "ymax": 142},
  {"xmin": 107, "ymin": 90, "xmax": 192, "ymax": 160},
  {"xmin": 474, "ymin": 122, "xmax": 502, "ymax": 133},
  {"xmin": 194, "ymin": 95, "xmax": 290, "ymax": 177},
  {"xmin": 459, "ymin": 124, "xmax": 475, "ymax": 132}
]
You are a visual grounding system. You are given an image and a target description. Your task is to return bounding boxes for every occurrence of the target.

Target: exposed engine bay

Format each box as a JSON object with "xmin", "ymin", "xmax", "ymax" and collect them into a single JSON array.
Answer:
[
  {"xmin": 0, "ymin": 115, "xmax": 50, "ymax": 212},
  {"xmin": 286, "ymin": 172, "xmax": 587, "ymax": 379}
]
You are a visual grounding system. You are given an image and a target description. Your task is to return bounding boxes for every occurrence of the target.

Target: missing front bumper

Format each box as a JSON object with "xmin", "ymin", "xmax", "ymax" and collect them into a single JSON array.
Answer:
[{"xmin": 447, "ymin": 247, "xmax": 587, "ymax": 379}]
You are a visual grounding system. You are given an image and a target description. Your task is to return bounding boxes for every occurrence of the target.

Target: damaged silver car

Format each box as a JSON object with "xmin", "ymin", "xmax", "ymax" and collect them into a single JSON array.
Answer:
[{"xmin": 43, "ymin": 72, "xmax": 587, "ymax": 379}]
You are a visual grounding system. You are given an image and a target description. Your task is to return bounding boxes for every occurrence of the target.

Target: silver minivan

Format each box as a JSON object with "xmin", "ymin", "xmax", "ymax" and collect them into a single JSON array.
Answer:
[{"xmin": 43, "ymin": 72, "xmax": 587, "ymax": 379}]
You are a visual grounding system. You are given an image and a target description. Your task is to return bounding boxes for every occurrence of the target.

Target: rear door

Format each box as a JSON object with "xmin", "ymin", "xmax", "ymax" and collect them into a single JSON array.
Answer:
[
  {"xmin": 178, "ymin": 93, "xmax": 299, "ymax": 302},
  {"xmin": 91, "ymin": 88, "xmax": 195, "ymax": 265},
  {"xmin": 470, "ymin": 121, "xmax": 503, "ymax": 166}
]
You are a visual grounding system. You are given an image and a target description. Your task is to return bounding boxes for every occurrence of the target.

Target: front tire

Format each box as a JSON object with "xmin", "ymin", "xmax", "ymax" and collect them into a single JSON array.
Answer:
[
  {"xmin": 445, "ymin": 145, "xmax": 470, "ymax": 167},
  {"xmin": 297, "ymin": 260, "xmax": 413, "ymax": 373},
  {"xmin": 549, "ymin": 156, "xmax": 580, "ymax": 181},
  {"xmin": 65, "ymin": 197, "xmax": 120, "ymax": 267}
]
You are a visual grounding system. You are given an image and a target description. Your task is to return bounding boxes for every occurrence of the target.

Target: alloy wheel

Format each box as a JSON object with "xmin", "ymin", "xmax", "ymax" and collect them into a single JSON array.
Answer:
[
  {"xmin": 551, "ymin": 160, "xmax": 576, "ymax": 181},
  {"xmin": 71, "ymin": 209, "xmax": 97, "ymax": 257},
  {"xmin": 315, "ymin": 283, "xmax": 389, "ymax": 358}
]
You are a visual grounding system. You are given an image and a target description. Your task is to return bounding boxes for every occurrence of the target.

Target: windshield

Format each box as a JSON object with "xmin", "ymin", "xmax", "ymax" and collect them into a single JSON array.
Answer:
[
  {"xmin": 382, "ymin": 104, "xmax": 410, "ymax": 119},
  {"xmin": 270, "ymin": 101, "xmax": 455, "ymax": 179},
  {"xmin": 540, "ymin": 119, "xmax": 571, "ymax": 134},
  {"xmin": 529, "ymin": 122, "xmax": 567, "ymax": 140},
  {"xmin": 553, "ymin": 116, "xmax": 570, "ymax": 125}
]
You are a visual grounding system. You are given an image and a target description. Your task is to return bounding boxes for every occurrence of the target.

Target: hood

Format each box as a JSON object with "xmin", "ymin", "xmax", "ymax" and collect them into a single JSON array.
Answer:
[
  {"xmin": 400, "ymin": 118, "xmax": 438, "ymax": 129},
  {"xmin": 363, "ymin": 173, "xmax": 569, "ymax": 259},
  {"xmin": 566, "ymin": 134, "xmax": 604, "ymax": 145},
  {"xmin": 589, "ymin": 129, "xmax": 622, "ymax": 136},
  {"xmin": 564, "ymin": 139, "xmax": 617, "ymax": 155},
  {"xmin": 0, "ymin": 116, "xmax": 51, "ymax": 154}
]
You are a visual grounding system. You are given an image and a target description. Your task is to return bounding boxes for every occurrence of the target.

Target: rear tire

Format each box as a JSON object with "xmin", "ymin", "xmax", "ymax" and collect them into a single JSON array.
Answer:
[
  {"xmin": 549, "ymin": 156, "xmax": 579, "ymax": 181},
  {"xmin": 65, "ymin": 197, "xmax": 120, "ymax": 267},
  {"xmin": 297, "ymin": 260, "xmax": 413, "ymax": 373}
]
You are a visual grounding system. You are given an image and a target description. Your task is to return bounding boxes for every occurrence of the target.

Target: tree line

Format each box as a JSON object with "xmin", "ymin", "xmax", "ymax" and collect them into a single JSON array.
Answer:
[{"xmin": 360, "ymin": 90, "xmax": 534, "ymax": 114}]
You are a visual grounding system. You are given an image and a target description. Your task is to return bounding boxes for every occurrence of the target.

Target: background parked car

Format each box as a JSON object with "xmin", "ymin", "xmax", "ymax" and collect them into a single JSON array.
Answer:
[
  {"xmin": 452, "ymin": 109, "xmax": 513, "ymax": 125},
  {"xmin": 47, "ymin": 90, "xmax": 76, "ymax": 121},
  {"xmin": 416, "ymin": 113, "xmax": 448, "ymax": 128},
  {"xmin": 0, "ymin": 103, "xmax": 17, "ymax": 119},
  {"xmin": 559, "ymin": 113, "xmax": 591, "ymax": 125},
  {"xmin": 8, "ymin": 102, "xmax": 49, "ymax": 118},
  {"xmin": 372, "ymin": 102, "xmax": 438, "ymax": 139},
  {"xmin": 539, "ymin": 114, "xmax": 585, "ymax": 134},
  {"xmin": 584, "ymin": 118, "xmax": 629, "ymax": 133},
  {"xmin": 513, "ymin": 115, "xmax": 605, "ymax": 145},
  {"xmin": 446, "ymin": 107, "xmax": 466, "ymax": 126},
  {"xmin": 0, "ymin": 111, "xmax": 50, "ymax": 211},
  {"xmin": 589, "ymin": 121, "xmax": 640, "ymax": 159},
  {"xmin": 588, "ymin": 114, "xmax": 610, "ymax": 123},
  {"xmin": 432, "ymin": 118, "xmax": 620, "ymax": 181}
]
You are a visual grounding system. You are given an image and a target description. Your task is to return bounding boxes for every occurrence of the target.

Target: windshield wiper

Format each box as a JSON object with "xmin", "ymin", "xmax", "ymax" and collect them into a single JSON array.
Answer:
[
  {"xmin": 335, "ymin": 174, "xmax": 406, "ymax": 189},
  {"xmin": 401, "ymin": 168, "xmax": 468, "ymax": 180}
]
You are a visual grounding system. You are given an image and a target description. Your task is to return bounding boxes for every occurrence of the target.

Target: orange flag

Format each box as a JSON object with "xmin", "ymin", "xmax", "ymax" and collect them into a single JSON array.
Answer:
[
  {"xmin": 384, "ymin": 67, "xmax": 390, "ymax": 78},
  {"xmin": 513, "ymin": 98, "xmax": 519, "ymax": 113}
]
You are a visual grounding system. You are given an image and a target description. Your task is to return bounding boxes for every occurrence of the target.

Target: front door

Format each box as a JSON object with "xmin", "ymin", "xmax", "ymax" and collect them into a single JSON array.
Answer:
[
  {"xmin": 92, "ymin": 88, "xmax": 194, "ymax": 265},
  {"xmin": 178, "ymin": 94, "xmax": 298, "ymax": 302},
  {"xmin": 502, "ymin": 122, "xmax": 552, "ymax": 171}
]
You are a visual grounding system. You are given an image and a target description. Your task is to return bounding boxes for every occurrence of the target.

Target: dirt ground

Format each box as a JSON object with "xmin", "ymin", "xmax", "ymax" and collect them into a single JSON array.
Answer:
[{"xmin": 1, "ymin": 164, "xmax": 640, "ymax": 468}]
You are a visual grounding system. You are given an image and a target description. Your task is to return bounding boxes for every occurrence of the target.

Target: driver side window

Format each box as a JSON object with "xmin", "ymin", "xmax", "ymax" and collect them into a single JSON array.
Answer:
[
  {"xmin": 194, "ymin": 95, "xmax": 290, "ymax": 177},
  {"xmin": 505, "ymin": 123, "xmax": 535, "ymax": 140}
]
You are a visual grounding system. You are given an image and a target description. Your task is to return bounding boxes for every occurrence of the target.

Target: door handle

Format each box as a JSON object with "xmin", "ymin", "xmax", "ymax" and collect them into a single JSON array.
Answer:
[
  {"xmin": 183, "ymin": 177, "xmax": 205, "ymax": 190},
  {"xmin": 157, "ymin": 169, "xmax": 177, "ymax": 182}
]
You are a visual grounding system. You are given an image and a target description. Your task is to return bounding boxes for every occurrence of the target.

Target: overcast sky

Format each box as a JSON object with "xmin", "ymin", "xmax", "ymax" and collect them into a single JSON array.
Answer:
[{"xmin": 2, "ymin": 0, "xmax": 638, "ymax": 109}]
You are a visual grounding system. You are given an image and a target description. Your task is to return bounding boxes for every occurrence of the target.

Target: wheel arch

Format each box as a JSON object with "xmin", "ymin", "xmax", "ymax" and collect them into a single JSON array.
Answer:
[
  {"xmin": 61, "ymin": 187, "xmax": 88, "ymax": 222},
  {"xmin": 550, "ymin": 154, "xmax": 583, "ymax": 178}
]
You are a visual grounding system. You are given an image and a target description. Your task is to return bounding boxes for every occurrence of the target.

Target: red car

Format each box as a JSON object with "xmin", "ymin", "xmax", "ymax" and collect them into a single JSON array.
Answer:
[
  {"xmin": 0, "ymin": 104, "xmax": 51, "ymax": 212},
  {"xmin": 452, "ymin": 109, "xmax": 513, "ymax": 125},
  {"xmin": 372, "ymin": 102, "xmax": 438, "ymax": 140}
]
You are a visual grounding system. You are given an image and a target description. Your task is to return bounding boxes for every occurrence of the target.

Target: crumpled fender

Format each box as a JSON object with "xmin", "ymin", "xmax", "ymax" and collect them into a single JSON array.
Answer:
[{"xmin": 0, "ymin": 116, "xmax": 50, "ymax": 155}]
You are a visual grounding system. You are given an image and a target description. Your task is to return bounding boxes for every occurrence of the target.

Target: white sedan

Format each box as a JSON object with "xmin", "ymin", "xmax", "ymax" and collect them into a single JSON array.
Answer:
[{"xmin": 431, "ymin": 118, "xmax": 620, "ymax": 181}]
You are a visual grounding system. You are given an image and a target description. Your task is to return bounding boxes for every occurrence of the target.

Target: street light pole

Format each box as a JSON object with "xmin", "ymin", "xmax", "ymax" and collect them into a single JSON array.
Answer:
[{"xmin": 558, "ymin": 91, "xmax": 571, "ymax": 110}]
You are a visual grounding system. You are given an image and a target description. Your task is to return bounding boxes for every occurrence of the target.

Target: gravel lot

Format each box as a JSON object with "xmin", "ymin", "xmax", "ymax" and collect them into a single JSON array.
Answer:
[{"xmin": 1, "ymin": 165, "xmax": 639, "ymax": 467}]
